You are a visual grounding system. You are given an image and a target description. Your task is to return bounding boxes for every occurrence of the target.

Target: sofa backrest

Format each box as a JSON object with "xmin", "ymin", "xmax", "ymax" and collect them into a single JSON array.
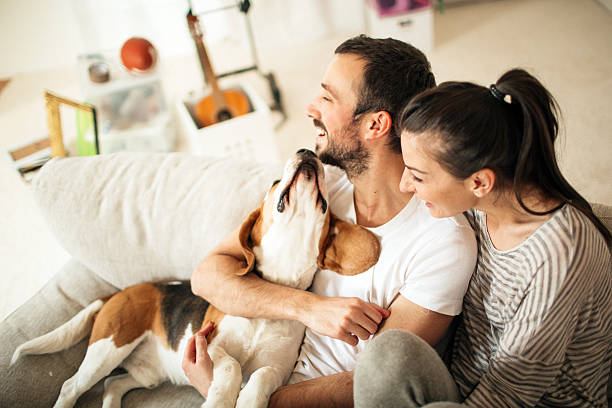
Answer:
[{"xmin": 33, "ymin": 152, "xmax": 282, "ymax": 288}]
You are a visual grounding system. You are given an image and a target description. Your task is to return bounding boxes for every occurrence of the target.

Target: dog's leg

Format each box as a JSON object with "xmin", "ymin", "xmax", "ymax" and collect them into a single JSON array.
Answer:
[
  {"xmin": 235, "ymin": 366, "xmax": 285, "ymax": 408},
  {"xmin": 102, "ymin": 373, "xmax": 148, "ymax": 408},
  {"xmin": 201, "ymin": 347, "xmax": 242, "ymax": 408},
  {"xmin": 54, "ymin": 336, "xmax": 144, "ymax": 408}
]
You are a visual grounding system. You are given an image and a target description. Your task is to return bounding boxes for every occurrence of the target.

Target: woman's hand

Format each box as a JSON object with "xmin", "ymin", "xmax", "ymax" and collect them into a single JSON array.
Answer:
[{"xmin": 182, "ymin": 321, "xmax": 216, "ymax": 398}]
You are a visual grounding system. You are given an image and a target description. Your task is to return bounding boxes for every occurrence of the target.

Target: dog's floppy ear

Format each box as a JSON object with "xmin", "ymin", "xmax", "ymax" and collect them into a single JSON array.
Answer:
[
  {"xmin": 237, "ymin": 205, "xmax": 264, "ymax": 276},
  {"xmin": 318, "ymin": 213, "xmax": 381, "ymax": 276}
]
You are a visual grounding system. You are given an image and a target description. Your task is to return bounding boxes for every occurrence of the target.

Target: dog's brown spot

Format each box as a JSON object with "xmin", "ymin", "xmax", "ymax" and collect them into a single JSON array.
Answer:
[
  {"xmin": 202, "ymin": 306, "xmax": 226, "ymax": 343},
  {"xmin": 90, "ymin": 283, "xmax": 160, "ymax": 347}
]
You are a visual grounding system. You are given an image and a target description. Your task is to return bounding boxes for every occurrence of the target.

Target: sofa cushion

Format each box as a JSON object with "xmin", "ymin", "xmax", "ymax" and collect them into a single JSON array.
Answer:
[
  {"xmin": 593, "ymin": 203, "xmax": 612, "ymax": 248},
  {"xmin": 31, "ymin": 153, "xmax": 281, "ymax": 288}
]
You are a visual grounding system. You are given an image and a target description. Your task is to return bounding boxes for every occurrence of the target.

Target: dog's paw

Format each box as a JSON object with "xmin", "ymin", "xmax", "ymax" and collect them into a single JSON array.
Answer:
[
  {"xmin": 235, "ymin": 388, "xmax": 269, "ymax": 408},
  {"xmin": 201, "ymin": 396, "xmax": 236, "ymax": 408},
  {"xmin": 201, "ymin": 386, "xmax": 239, "ymax": 408}
]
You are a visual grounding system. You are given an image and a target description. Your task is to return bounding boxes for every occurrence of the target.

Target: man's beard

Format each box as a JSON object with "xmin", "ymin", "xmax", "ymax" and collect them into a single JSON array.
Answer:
[{"xmin": 315, "ymin": 118, "xmax": 370, "ymax": 179}]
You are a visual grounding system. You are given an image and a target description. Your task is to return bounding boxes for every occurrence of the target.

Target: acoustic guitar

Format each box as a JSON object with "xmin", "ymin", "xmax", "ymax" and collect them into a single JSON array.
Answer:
[{"xmin": 186, "ymin": 10, "xmax": 250, "ymax": 127}]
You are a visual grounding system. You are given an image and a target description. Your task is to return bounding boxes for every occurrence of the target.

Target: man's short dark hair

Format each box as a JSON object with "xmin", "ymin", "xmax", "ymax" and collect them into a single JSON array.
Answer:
[{"xmin": 335, "ymin": 35, "xmax": 435, "ymax": 153}]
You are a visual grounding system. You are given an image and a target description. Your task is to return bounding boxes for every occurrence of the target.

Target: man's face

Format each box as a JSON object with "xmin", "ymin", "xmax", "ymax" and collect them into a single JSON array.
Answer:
[{"xmin": 307, "ymin": 54, "xmax": 370, "ymax": 178}]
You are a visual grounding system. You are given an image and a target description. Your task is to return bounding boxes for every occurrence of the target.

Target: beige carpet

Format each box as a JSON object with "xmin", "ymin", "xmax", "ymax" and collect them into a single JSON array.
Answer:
[{"xmin": 0, "ymin": 0, "xmax": 611, "ymax": 320}]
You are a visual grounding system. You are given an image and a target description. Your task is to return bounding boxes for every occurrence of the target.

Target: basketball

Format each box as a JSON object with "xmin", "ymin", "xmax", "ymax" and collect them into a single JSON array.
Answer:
[{"xmin": 120, "ymin": 37, "xmax": 157, "ymax": 73}]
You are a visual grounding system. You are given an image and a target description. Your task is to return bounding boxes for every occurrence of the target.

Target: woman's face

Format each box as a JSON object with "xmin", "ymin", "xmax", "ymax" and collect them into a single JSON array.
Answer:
[{"xmin": 400, "ymin": 131, "xmax": 477, "ymax": 218}]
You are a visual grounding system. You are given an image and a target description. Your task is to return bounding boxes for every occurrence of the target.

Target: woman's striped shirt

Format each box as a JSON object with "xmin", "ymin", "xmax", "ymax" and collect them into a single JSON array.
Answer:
[{"xmin": 451, "ymin": 205, "xmax": 611, "ymax": 407}]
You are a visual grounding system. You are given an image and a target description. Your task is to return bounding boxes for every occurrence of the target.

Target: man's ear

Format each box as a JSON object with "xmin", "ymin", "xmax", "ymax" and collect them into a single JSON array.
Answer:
[
  {"xmin": 468, "ymin": 168, "xmax": 495, "ymax": 198},
  {"xmin": 237, "ymin": 205, "xmax": 264, "ymax": 276},
  {"xmin": 364, "ymin": 110, "xmax": 392, "ymax": 141},
  {"xmin": 318, "ymin": 213, "xmax": 381, "ymax": 276}
]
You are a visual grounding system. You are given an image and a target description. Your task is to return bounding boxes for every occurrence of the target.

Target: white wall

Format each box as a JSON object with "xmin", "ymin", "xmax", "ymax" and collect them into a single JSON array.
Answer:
[
  {"xmin": 0, "ymin": 0, "xmax": 366, "ymax": 78},
  {"xmin": 0, "ymin": 0, "xmax": 82, "ymax": 77}
]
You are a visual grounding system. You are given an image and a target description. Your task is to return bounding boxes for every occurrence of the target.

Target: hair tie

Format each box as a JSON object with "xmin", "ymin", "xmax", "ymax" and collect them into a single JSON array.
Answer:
[{"xmin": 490, "ymin": 84, "xmax": 512, "ymax": 104}]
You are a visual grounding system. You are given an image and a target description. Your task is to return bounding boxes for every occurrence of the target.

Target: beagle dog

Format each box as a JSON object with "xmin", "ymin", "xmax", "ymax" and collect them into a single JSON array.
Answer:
[{"xmin": 11, "ymin": 149, "xmax": 381, "ymax": 408}]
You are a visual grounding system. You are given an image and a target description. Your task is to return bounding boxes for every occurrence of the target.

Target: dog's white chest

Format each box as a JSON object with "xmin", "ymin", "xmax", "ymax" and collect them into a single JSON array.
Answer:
[{"xmin": 211, "ymin": 316, "xmax": 306, "ymax": 381}]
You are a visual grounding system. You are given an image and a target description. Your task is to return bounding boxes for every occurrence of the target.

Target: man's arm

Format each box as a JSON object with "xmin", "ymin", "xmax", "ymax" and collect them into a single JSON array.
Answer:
[
  {"xmin": 270, "ymin": 372, "xmax": 354, "ymax": 408},
  {"xmin": 268, "ymin": 221, "xmax": 477, "ymax": 407},
  {"xmin": 191, "ymin": 226, "xmax": 388, "ymax": 345},
  {"xmin": 183, "ymin": 286, "xmax": 451, "ymax": 407},
  {"xmin": 268, "ymin": 295, "xmax": 454, "ymax": 407}
]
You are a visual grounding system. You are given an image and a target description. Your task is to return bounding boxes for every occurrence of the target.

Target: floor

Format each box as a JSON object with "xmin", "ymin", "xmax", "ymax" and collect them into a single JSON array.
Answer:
[{"xmin": 1, "ymin": 0, "xmax": 611, "ymax": 321}]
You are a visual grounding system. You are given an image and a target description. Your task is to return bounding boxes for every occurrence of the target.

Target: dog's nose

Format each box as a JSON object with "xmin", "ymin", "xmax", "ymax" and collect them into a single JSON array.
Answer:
[{"xmin": 296, "ymin": 148, "xmax": 316, "ymax": 157}]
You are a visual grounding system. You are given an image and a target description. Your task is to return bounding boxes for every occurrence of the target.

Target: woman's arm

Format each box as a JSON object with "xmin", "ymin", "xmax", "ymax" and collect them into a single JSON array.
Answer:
[{"xmin": 462, "ymin": 246, "xmax": 610, "ymax": 407}]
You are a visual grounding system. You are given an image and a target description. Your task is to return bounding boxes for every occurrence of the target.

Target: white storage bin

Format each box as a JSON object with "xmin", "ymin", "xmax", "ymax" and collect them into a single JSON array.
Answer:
[
  {"xmin": 176, "ymin": 80, "xmax": 280, "ymax": 164},
  {"xmin": 365, "ymin": 2, "xmax": 434, "ymax": 53}
]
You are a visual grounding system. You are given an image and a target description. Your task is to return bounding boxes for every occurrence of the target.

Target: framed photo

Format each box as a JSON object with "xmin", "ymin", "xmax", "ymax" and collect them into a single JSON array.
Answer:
[{"xmin": 44, "ymin": 91, "xmax": 99, "ymax": 158}]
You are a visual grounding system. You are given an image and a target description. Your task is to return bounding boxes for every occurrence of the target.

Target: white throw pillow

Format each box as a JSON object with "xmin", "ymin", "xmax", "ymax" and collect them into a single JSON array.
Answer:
[{"xmin": 32, "ymin": 152, "xmax": 281, "ymax": 288}]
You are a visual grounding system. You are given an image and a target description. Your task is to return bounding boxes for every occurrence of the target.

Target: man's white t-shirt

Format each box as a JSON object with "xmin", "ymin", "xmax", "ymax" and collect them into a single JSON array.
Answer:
[{"xmin": 288, "ymin": 165, "xmax": 477, "ymax": 384}]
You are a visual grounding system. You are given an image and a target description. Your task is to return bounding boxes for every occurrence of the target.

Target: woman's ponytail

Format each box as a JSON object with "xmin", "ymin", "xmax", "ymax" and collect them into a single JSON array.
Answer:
[{"xmin": 496, "ymin": 69, "xmax": 611, "ymax": 244}]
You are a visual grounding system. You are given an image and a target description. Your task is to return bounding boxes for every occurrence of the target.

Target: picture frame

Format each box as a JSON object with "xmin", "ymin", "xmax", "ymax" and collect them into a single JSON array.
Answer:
[{"xmin": 44, "ymin": 91, "xmax": 99, "ymax": 157}]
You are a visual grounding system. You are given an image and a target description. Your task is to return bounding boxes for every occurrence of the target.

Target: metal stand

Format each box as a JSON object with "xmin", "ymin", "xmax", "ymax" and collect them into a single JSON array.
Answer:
[{"xmin": 191, "ymin": 0, "xmax": 287, "ymax": 128}]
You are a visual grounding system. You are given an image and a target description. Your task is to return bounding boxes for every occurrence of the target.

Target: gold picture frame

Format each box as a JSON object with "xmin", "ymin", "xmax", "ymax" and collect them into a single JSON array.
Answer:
[{"xmin": 45, "ymin": 91, "xmax": 99, "ymax": 157}]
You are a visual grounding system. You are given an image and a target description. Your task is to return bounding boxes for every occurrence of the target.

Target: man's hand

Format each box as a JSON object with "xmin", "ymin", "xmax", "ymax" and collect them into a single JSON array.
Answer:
[
  {"xmin": 303, "ymin": 295, "xmax": 390, "ymax": 346},
  {"xmin": 182, "ymin": 321, "xmax": 216, "ymax": 398}
]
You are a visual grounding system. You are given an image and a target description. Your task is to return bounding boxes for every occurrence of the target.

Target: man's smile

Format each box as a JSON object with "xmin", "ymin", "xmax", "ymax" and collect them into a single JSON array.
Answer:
[{"xmin": 313, "ymin": 118, "xmax": 328, "ymax": 139}]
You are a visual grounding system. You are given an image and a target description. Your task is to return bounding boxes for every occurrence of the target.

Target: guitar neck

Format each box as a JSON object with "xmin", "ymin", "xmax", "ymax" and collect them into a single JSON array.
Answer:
[{"xmin": 194, "ymin": 38, "xmax": 228, "ymax": 110}]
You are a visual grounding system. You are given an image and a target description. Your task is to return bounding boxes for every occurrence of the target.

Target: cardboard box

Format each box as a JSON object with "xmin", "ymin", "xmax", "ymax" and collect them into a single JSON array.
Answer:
[{"xmin": 176, "ymin": 80, "xmax": 280, "ymax": 164}]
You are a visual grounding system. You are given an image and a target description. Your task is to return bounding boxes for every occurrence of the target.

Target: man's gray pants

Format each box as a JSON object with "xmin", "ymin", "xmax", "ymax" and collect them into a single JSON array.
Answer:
[{"xmin": 354, "ymin": 330, "xmax": 463, "ymax": 408}]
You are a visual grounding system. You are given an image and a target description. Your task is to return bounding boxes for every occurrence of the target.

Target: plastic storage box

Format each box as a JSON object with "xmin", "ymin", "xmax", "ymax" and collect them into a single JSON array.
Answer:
[{"xmin": 78, "ymin": 54, "xmax": 175, "ymax": 154}]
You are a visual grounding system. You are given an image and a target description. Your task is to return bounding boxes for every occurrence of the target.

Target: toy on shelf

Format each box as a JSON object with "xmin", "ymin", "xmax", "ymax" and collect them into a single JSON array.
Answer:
[{"xmin": 120, "ymin": 37, "xmax": 158, "ymax": 73}]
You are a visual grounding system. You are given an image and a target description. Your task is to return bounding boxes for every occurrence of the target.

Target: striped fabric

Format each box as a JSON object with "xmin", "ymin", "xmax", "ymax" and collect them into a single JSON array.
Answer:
[{"xmin": 451, "ymin": 205, "xmax": 612, "ymax": 407}]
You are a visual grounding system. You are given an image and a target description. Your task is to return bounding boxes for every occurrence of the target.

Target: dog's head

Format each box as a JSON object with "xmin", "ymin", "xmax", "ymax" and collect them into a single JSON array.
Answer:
[{"xmin": 237, "ymin": 149, "xmax": 381, "ymax": 286}]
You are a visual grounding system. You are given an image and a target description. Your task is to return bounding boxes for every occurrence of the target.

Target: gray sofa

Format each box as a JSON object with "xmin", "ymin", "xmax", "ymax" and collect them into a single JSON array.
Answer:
[{"xmin": 1, "ymin": 152, "xmax": 610, "ymax": 407}]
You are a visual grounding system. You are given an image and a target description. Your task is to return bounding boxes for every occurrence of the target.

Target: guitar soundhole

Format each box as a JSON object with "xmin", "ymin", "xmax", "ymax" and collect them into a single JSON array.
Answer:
[{"xmin": 217, "ymin": 110, "xmax": 232, "ymax": 123}]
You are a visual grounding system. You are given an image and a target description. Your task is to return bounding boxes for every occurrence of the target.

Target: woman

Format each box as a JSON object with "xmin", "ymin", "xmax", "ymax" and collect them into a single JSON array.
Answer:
[{"xmin": 354, "ymin": 69, "xmax": 611, "ymax": 407}]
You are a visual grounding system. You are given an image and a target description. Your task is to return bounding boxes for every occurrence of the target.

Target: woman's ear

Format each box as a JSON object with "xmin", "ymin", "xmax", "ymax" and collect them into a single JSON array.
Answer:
[
  {"xmin": 468, "ymin": 169, "xmax": 495, "ymax": 198},
  {"xmin": 364, "ymin": 110, "xmax": 392, "ymax": 141}
]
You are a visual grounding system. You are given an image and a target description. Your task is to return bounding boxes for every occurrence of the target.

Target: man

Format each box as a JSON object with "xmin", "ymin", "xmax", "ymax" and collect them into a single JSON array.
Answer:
[{"xmin": 184, "ymin": 35, "xmax": 477, "ymax": 407}]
